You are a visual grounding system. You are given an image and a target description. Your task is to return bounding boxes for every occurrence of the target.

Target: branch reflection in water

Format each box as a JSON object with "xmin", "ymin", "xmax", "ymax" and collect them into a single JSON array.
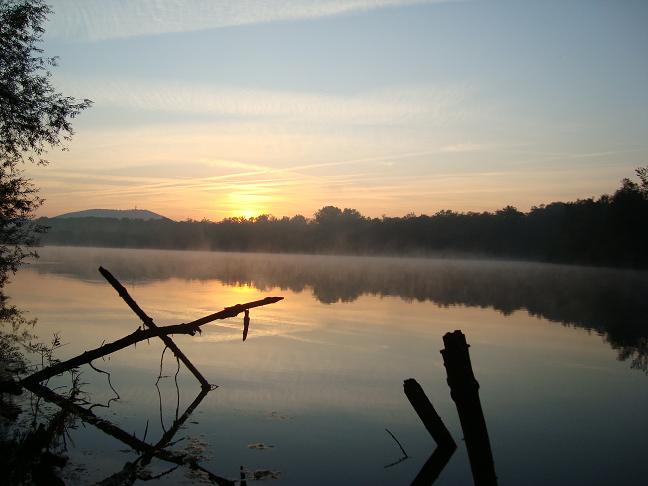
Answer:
[{"xmin": 24, "ymin": 380, "xmax": 232, "ymax": 485}]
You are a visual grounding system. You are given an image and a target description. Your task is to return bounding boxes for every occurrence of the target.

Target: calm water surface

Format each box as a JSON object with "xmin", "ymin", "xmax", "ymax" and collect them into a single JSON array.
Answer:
[{"xmin": 8, "ymin": 246, "xmax": 648, "ymax": 485}]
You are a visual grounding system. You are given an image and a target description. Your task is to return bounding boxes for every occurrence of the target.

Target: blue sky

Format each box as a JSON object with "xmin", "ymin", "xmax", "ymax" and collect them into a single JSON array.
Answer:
[{"xmin": 31, "ymin": 0, "xmax": 648, "ymax": 220}]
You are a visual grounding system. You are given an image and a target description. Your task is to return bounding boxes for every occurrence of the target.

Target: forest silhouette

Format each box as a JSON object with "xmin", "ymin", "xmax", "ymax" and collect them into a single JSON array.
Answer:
[{"xmin": 39, "ymin": 170, "xmax": 648, "ymax": 268}]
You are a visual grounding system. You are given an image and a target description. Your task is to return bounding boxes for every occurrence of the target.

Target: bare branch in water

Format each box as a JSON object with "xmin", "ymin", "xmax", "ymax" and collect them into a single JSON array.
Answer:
[
  {"xmin": 384, "ymin": 428, "xmax": 409, "ymax": 469},
  {"xmin": 155, "ymin": 346, "xmax": 169, "ymax": 386},
  {"xmin": 99, "ymin": 266, "xmax": 211, "ymax": 389},
  {"xmin": 88, "ymin": 360, "xmax": 120, "ymax": 409},
  {"xmin": 13, "ymin": 294, "xmax": 283, "ymax": 390}
]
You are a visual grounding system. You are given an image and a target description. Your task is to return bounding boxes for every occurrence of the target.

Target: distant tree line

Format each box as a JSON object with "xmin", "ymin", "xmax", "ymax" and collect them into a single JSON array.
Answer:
[{"xmin": 39, "ymin": 168, "xmax": 648, "ymax": 268}]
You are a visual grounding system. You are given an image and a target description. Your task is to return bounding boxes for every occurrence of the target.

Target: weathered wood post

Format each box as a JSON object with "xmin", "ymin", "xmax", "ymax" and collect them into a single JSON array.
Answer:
[
  {"xmin": 403, "ymin": 378, "xmax": 456, "ymax": 485},
  {"xmin": 441, "ymin": 330, "xmax": 497, "ymax": 486},
  {"xmin": 403, "ymin": 378, "xmax": 456, "ymax": 450}
]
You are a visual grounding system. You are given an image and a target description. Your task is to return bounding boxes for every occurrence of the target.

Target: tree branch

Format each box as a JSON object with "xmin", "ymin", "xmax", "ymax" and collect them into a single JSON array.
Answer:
[{"xmin": 17, "ymin": 295, "xmax": 283, "ymax": 388}]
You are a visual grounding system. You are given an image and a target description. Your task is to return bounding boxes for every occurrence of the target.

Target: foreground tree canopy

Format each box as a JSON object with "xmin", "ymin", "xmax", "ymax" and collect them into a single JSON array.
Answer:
[
  {"xmin": 1, "ymin": 0, "xmax": 90, "ymax": 281},
  {"xmin": 41, "ymin": 167, "xmax": 648, "ymax": 269},
  {"xmin": 1, "ymin": 0, "xmax": 89, "ymax": 371}
]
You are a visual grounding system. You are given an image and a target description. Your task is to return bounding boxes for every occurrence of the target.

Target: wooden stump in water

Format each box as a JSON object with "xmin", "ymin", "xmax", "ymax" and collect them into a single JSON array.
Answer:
[
  {"xmin": 441, "ymin": 330, "xmax": 497, "ymax": 486},
  {"xmin": 403, "ymin": 378, "xmax": 456, "ymax": 450}
]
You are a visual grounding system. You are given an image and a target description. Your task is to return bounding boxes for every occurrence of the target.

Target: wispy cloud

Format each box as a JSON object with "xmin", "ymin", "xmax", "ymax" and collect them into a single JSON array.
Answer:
[
  {"xmin": 440, "ymin": 142, "xmax": 491, "ymax": 153},
  {"xmin": 47, "ymin": 0, "xmax": 456, "ymax": 42},
  {"xmin": 59, "ymin": 77, "xmax": 466, "ymax": 126},
  {"xmin": 32, "ymin": 147, "xmax": 520, "ymax": 219},
  {"xmin": 34, "ymin": 150, "xmax": 632, "ymax": 220}
]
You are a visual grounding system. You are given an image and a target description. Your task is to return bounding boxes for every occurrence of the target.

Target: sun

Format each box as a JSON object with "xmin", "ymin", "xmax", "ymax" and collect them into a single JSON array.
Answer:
[
  {"xmin": 239, "ymin": 208, "xmax": 258, "ymax": 219},
  {"xmin": 226, "ymin": 189, "xmax": 271, "ymax": 219}
]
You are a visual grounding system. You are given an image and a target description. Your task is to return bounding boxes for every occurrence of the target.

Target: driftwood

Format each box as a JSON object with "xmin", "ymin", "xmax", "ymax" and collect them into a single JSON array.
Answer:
[
  {"xmin": 403, "ymin": 378, "xmax": 456, "ymax": 485},
  {"xmin": 17, "ymin": 270, "xmax": 282, "ymax": 388},
  {"xmin": 19, "ymin": 325, "xmax": 196, "ymax": 388},
  {"xmin": 441, "ymin": 330, "xmax": 497, "ymax": 486},
  {"xmin": 404, "ymin": 332, "xmax": 498, "ymax": 486},
  {"xmin": 99, "ymin": 266, "xmax": 211, "ymax": 389},
  {"xmin": 404, "ymin": 378, "xmax": 456, "ymax": 450},
  {"xmin": 4, "ymin": 266, "xmax": 283, "ymax": 483},
  {"xmin": 0, "ymin": 266, "xmax": 285, "ymax": 483}
]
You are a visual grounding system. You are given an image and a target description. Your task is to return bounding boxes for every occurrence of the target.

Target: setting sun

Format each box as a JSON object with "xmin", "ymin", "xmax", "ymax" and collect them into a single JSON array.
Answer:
[{"xmin": 225, "ymin": 188, "xmax": 274, "ymax": 219}]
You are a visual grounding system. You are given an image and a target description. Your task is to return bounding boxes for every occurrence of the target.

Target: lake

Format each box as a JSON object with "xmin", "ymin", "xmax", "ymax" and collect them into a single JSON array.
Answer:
[{"xmin": 7, "ymin": 246, "xmax": 648, "ymax": 485}]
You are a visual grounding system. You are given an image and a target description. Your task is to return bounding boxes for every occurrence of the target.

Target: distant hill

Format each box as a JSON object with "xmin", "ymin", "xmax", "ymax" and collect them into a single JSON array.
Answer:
[{"xmin": 54, "ymin": 209, "xmax": 169, "ymax": 220}]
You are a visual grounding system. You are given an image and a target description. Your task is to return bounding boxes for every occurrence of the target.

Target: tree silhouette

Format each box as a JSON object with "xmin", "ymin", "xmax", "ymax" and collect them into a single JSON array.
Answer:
[
  {"xmin": 0, "ymin": 0, "xmax": 90, "ymax": 285},
  {"xmin": 636, "ymin": 166, "xmax": 648, "ymax": 195},
  {"xmin": 0, "ymin": 1, "xmax": 90, "ymax": 369}
]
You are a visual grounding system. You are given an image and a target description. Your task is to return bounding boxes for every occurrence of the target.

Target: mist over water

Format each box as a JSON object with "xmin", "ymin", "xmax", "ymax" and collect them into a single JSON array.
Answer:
[
  {"xmin": 10, "ymin": 246, "xmax": 648, "ymax": 484},
  {"xmin": 33, "ymin": 246, "xmax": 648, "ymax": 372}
]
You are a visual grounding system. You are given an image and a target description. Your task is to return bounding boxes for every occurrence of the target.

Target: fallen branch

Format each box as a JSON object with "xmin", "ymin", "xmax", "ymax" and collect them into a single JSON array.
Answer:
[
  {"xmin": 18, "ymin": 295, "xmax": 283, "ymax": 388},
  {"xmin": 19, "ymin": 325, "xmax": 193, "ymax": 388},
  {"xmin": 403, "ymin": 378, "xmax": 456, "ymax": 450},
  {"xmin": 99, "ymin": 267, "xmax": 210, "ymax": 389}
]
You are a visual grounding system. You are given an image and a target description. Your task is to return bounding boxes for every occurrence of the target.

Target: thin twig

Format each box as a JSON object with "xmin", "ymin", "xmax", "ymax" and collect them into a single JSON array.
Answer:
[
  {"xmin": 385, "ymin": 428, "xmax": 408, "ymax": 458},
  {"xmin": 384, "ymin": 455, "xmax": 410, "ymax": 469},
  {"xmin": 174, "ymin": 357, "xmax": 180, "ymax": 421},
  {"xmin": 89, "ymin": 360, "xmax": 121, "ymax": 401},
  {"xmin": 384, "ymin": 427, "xmax": 409, "ymax": 468},
  {"xmin": 155, "ymin": 346, "xmax": 169, "ymax": 386},
  {"xmin": 155, "ymin": 380, "xmax": 167, "ymax": 434}
]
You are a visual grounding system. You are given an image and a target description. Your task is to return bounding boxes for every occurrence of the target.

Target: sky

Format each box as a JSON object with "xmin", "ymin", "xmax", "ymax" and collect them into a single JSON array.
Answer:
[{"xmin": 28, "ymin": 0, "xmax": 648, "ymax": 221}]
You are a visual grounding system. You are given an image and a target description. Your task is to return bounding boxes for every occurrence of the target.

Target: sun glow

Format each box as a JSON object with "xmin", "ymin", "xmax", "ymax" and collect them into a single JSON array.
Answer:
[
  {"xmin": 230, "ymin": 284, "xmax": 259, "ymax": 296},
  {"xmin": 239, "ymin": 208, "xmax": 259, "ymax": 219},
  {"xmin": 225, "ymin": 188, "xmax": 275, "ymax": 220}
]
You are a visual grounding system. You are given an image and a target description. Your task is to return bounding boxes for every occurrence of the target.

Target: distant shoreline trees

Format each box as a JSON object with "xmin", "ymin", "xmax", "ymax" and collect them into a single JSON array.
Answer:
[{"xmin": 39, "ymin": 167, "xmax": 648, "ymax": 269}]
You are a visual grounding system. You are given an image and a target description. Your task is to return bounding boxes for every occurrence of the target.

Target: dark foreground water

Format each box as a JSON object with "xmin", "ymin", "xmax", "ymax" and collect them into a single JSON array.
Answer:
[{"xmin": 7, "ymin": 246, "xmax": 648, "ymax": 485}]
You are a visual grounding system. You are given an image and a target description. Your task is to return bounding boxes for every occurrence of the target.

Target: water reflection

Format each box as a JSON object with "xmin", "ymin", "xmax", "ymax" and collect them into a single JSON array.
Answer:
[
  {"xmin": 33, "ymin": 246, "xmax": 648, "ymax": 372},
  {"xmin": 22, "ymin": 380, "xmax": 232, "ymax": 485}
]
